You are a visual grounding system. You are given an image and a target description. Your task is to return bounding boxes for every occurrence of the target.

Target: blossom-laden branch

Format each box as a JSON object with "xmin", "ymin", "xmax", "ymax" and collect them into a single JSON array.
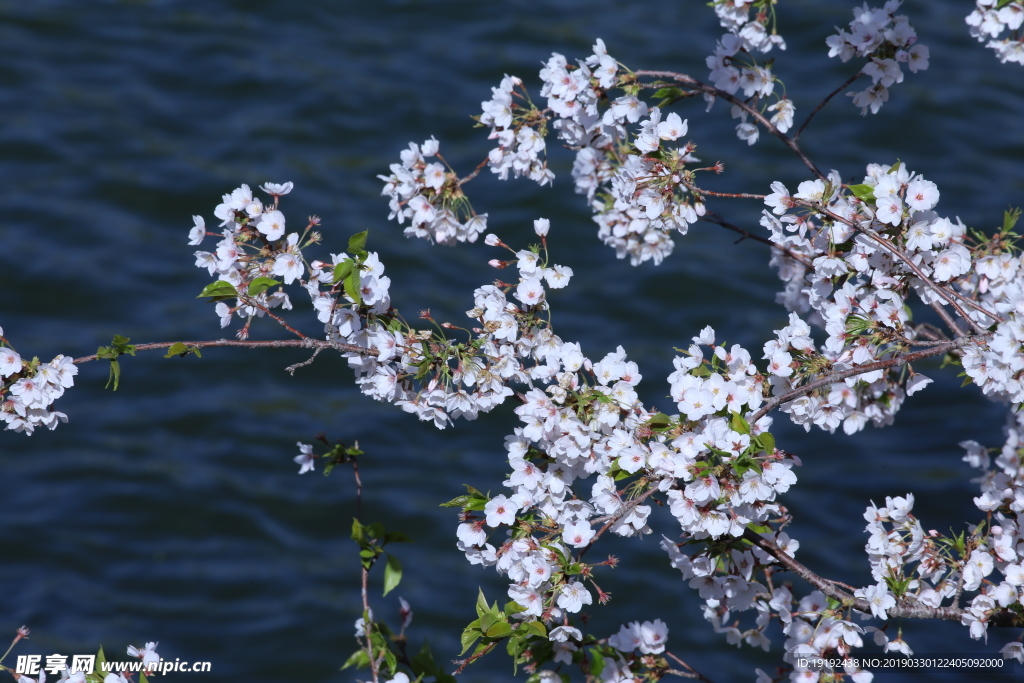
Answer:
[
  {"xmin": 743, "ymin": 529, "xmax": 1024, "ymax": 628},
  {"xmin": 750, "ymin": 333, "xmax": 985, "ymax": 425},
  {"xmin": 635, "ymin": 70, "xmax": 826, "ymax": 181}
]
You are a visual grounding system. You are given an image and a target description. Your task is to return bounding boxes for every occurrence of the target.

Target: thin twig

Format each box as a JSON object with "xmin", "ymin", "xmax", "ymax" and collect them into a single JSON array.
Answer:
[
  {"xmin": 285, "ymin": 347, "xmax": 325, "ymax": 375},
  {"xmin": 794, "ymin": 71, "xmax": 863, "ymax": 142},
  {"xmin": 452, "ymin": 640, "xmax": 497, "ymax": 675},
  {"xmin": 72, "ymin": 338, "xmax": 376, "ymax": 365},
  {"xmin": 701, "ymin": 210, "xmax": 813, "ymax": 268},
  {"xmin": 665, "ymin": 651, "xmax": 716, "ymax": 683},
  {"xmin": 458, "ymin": 156, "xmax": 491, "ymax": 186},
  {"xmin": 929, "ymin": 300, "xmax": 966, "ymax": 338},
  {"xmin": 238, "ymin": 294, "xmax": 308, "ymax": 339}
]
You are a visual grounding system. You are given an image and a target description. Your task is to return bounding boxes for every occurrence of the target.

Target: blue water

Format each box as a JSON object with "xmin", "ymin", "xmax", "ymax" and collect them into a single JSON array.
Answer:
[{"xmin": 1, "ymin": 1, "xmax": 1022, "ymax": 681}]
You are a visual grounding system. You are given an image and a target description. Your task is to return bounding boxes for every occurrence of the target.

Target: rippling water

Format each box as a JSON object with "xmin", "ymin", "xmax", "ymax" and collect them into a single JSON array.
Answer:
[{"xmin": 1, "ymin": 1, "xmax": 1023, "ymax": 681}]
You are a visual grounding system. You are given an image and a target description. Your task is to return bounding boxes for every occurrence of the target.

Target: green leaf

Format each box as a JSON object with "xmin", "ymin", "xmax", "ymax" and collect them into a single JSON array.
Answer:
[
  {"xmin": 504, "ymin": 600, "xmax": 526, "ymax": 616},
  {"xmin": 729, "ymin": 411, "xmax": 751, "ymax": 435},
  {"xmin": 341, "ymin": 648, "xmax": 371, "ymax": 671},
  {"xmin": 522, "ymin": 621, "xmax": 547, "ymax": 638},
  {"xmin": 164, "ymin": 342, "xmax": 189, "ymax": 358},
  {"xmin": 588, "ymin": 648, "xmax": 605, "ymax": 677},
  {"xmin": 140, "ymin": 673, "xmax": 150, "ymax": 683},
  {"xmin": 847, "ymin": 184, "xmax": 876, "ymax": 203},
  {"xmin": 460, "ymin": 622, "xmax": 482, "ymax": 655},
  {"xmin": 105, "ymin": 359, "xmax": 121, "ymax": 391},
  {"xmin": 333, "ymin": 259, "xmax": 355, "ymax": 284},
  {"xmin": 384, "ymin": 531, "xmax": 412, "ymax": 544},
  {"xmin": 646, "ymin": 412, "xmax": 673, "ymax": 428},
  {"xmin": 475, "ymin": 588, "xmax": 490, "ymax": 617},
  {"xmin": 411, "ymin": 641, "xmax": 438, "ymax": 677},
  {"xmin": 351, "ymin": 518, "xmax": 365, "ymax": 542},
  {"xmin": 1003, "ymin": 207, "xmax": 1022, "ymax": 234},
  {"xmin": 197, "ymin": 280, "xmax": 238, "ymax": 300},
  {"xmin": 652, "ymin": 87, "xmax": 682, "ymax": 99},
  {"xmin": 344, "ymin": 268, "xmax": 363, "ymax": 305},
  {"xmin": 348, "ymin": 230, "xmax": 369, "ymax": 255},
  {"xmin": 383, "ymin": 554, "xmax": 402, "ymax": 596},
  {"xmin": 485, "ymin": 621, "xmax": 513, "ymax": 638},
  {"xmin": 247, "ymin": 276, "xmax": 281, "ymax": 296},
  {"xmin": 383, "ymin": 646, "xmax": 397, "ymax": 676},
  {"xmin": 367, "ymin": 522, "xmax": 386, "ymax": 539},
  {"xmin": 757, "ymin": 431, "xmax": 776, "ymax": 455},
  {"xmin": 440, "ymin": 494, "xmax": 472, "ymax": 508}
]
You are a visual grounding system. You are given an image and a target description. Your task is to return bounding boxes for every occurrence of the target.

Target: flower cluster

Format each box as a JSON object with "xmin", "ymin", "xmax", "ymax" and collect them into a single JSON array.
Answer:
[
  {"xmin": 191, "ymin": 182, "xmax": 301, "ymax": 331},
  {"xmin": 826, "ymin": 1, "xmax": 929, "ymax": 115},
  {"xmin": 756, "ymin": 162, "xmax": 1018, "ymax": 435},
  {"xmin": 967, "ymin": 0, "xmax": 1024, "ymax": 64},
  {"xmin": 707, "ymin": 1, "xmax": 793, "ymax": 144},
  {"xmin": 478, "ymin": 75, "xmax": 553, "ymax": 186},
  {"xmin": 0, "ymin": 329, "xmax": 77, "ymax": 434},
  {"xmin": 711, "ymin": 0, "xmax": 786, "ymax": 54},
  {"xmin": 378, "ymin": 138, "xmax": 488, "ymax": 245},
  {"xmin": 958, "ymin": 412, "xmax": 1024, "ymax": 650}
]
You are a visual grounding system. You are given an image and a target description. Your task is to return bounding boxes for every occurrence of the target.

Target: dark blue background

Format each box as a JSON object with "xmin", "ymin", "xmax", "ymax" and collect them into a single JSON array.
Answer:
[{"xmin": 1, "ymin": 1, "xmax": 1022, "ymax": 681}]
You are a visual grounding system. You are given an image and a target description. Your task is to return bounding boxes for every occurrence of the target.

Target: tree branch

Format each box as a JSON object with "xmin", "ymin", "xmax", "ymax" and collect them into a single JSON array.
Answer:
[
  {"xmin": 635, "ymin": 70, "xmax": 826, "ymax": 181},
  {"xmin": 743, "ymin": 530, "xmax": 1024, "ymax": 627},
  {"xmin": 700, "ymin": 210, "xmax": 813, "ymax": 268},
  {"xmin": 749, "ymin": 334, "xmax": 985, "ymax": 424},
  {"xmin": 72, "ymin": 338, "xmax": 377, "ymax": 366},
  {"xmin": 793, "ymin": 71, "xmax": 863, "ymax": 142}
]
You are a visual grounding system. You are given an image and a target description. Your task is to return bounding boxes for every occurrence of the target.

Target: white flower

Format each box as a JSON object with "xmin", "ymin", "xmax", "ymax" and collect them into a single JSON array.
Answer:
[
  {"xmin": 0, "ymin": 348, "xmax": 22, "ymax": 377},
  {"xmin": 126, "ymin": 642, "xmax": 160, "ymax": 669},
  {"xmin": 188, "ymin": 215, "xmax": 206, "ymax": 245},
  {"xmin": 562, "ymin": 520, "xmax": 595, "ymax": 548},
  {"xmin": 258, "ymin": 209, "xmax": 287, "ymax": 241},
  {"xmin": 556, "ymin": 581, "xmax": 593, "ymax": 613},
  {"xmin": 260, "ymin": 181, "xmax": 294, "ymax": 196},
  {"xmin": 484, "ymin": 494, "xmax": 518, "ymax": 527},
  {"xmin": 294, "ymin": 442, "xmax": 315, "ymax": 474}
]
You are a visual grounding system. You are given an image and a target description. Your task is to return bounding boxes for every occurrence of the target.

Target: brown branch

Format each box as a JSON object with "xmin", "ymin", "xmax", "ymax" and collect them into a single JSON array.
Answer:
[
  {"xmin": 635, "ymin": 70, "xmax": 826, "ymax": 181},
  {"xmin": 929, "ymin": 300, "xmax": 966, "ymax": 338},
  {"xmin": 749, "ymin": 334, "xmax": 985, "ymax": 424},
  {"xmin": 665, "ymin": 651, "xmax": 716, "ymax": 683},
  {"xmin": 452, "ymin": 640, "xmax": 497, "ymax": 675},
  {"xmin": 700, "ymin": 210, "xmax": 813, "ymax": 268},
  {"xmin": 237, "ymin": 294, "xmax": 308, "ymax": 339},
  {"xmin": 743, "ymin": 529, "xmax": 1023, "ymax": 627},
  {"xmin": 800, "ymin": 200, "xmax": 1003, "ymax": 332},
  {"xmin": 72, "ymin": 338, "xmax": 377, "ymax": 365},
  {"xmin": 458, "ymin": 156, "xmax": 492, "ymax": 186},
  {"xmin": 794, "ymin": 72, "xmax": 864, "ymax": 142},
  {"xmin": 579, "ymin": 482, "xmax": 664, "ymax": 561}
]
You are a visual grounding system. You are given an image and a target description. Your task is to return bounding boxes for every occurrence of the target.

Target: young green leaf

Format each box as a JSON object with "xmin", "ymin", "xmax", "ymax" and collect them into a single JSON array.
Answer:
[
  {"xmin": 333, "ymin": 258, "xmax": 355, "ymax": 284},
  {"xmin": 196, "ymin": 280, "xmax": 238, "ymax": 300},
  {"xmin": 348, "ymin": 230, "xmax": 369, "ymax": 255},
  {"xmin": 383, "ymin": 554, "xmax": 402, "ymax": 596},
  {"xmin": 247, "ymin": 276, "xmax": 281, "ymax": 296}
]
